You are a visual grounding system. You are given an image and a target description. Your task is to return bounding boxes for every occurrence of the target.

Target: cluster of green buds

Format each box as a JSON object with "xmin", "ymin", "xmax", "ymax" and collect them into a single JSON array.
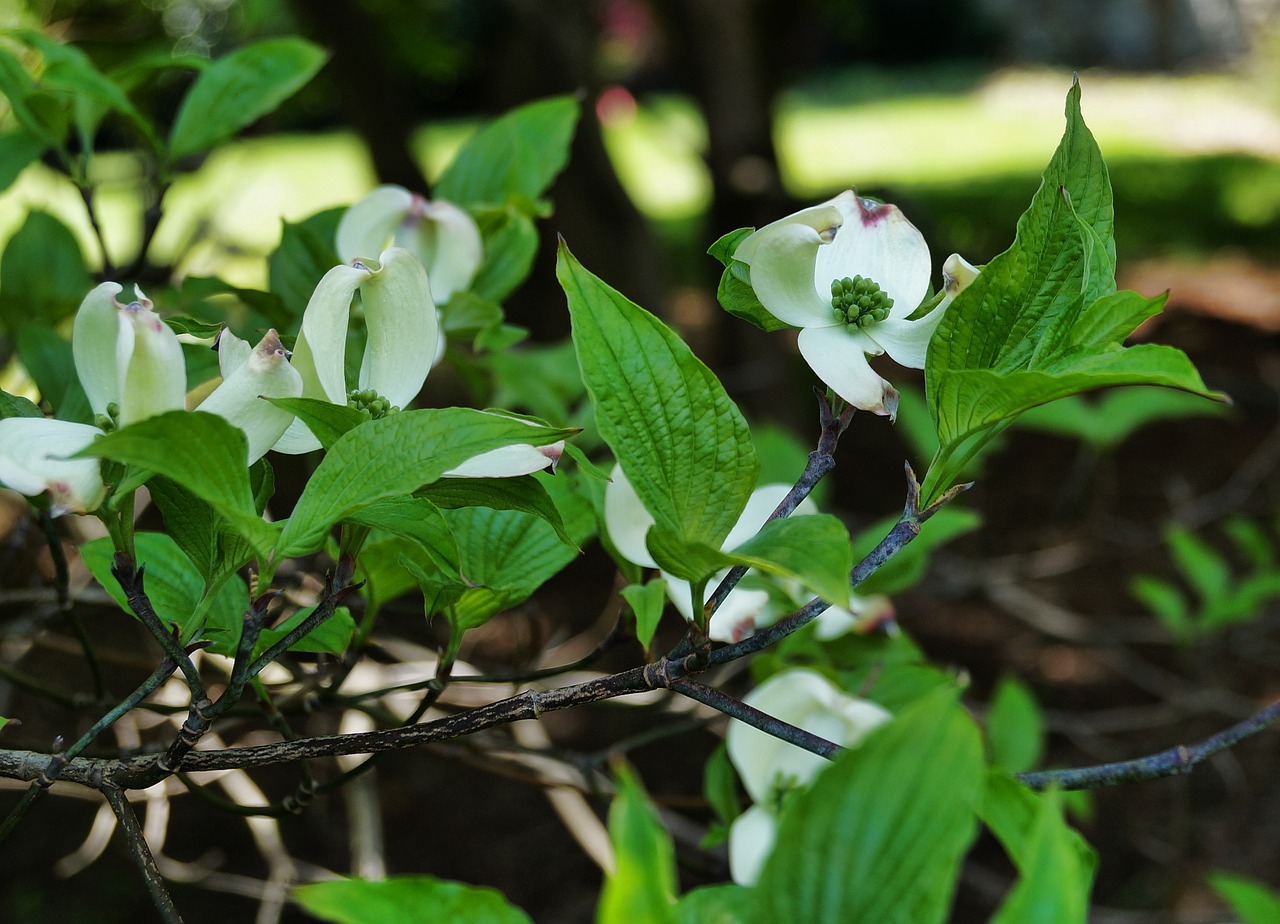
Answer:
[
  {"xmin": 94, "ymin": 401, "xmax": 121, "ymax": 434},
  {"xmin": 347, "ymin": 388, "xmax": 400, "ymax": 420},
  {"xmin": 831, "ymin": 275, "xmax": 894, "ymax": 330}
]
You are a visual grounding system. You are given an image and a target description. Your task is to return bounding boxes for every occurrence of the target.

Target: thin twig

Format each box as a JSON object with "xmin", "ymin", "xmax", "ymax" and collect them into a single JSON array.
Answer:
[
  {"xmin": 102, "ymin": 785, "xmax": 184, "ymax": 924},
  {"xmin": 670, "ymin": 677, "xmax": 841, "ymax": 759}
]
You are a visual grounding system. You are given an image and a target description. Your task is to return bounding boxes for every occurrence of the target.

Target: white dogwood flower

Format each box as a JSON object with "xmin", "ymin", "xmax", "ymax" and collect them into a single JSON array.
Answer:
[
  {"xmin": 734, "ymin": 190, "xmax": 978, "ymax": 419},
  {"xmin": 725, "ymin": 668, "xmax": 892, "ymax": 885},
  {"xmin": 336, "ymin": 185, "xmax": 483, "ymax": 305}
]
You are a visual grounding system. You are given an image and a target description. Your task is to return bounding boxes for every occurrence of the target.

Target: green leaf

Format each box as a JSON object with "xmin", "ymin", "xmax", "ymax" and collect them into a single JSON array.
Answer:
[
  {"xmin": 559, "ymin": 242, "xmax": 757, "ymax": 549},
  {"xmin": 0, "ymin": 130, "xmax": 46, "ymax": 193},
  {"xmin": 0, "ymin": 716, "xmax": 13, "ymax": 733},
  {"xmin": 981, "ymin": 775, "xmax": 1096, "ymax": 924},
  {"xmin": 1164, "ymin": 523, "xmax": 1231, "ymax": 604},
  {"xmin": 471, "ymin": 207, "xmax": 540, "ymax": 303},
  {"xmin": 149, "ymin": 475, "xmax": 244, "ymax": 585},
  {"xmin": 278, "ymin": 408, "xmax": 575, "ymax": 558},
  {"xmin": 1, "ymin": 211, "xmax": 92, "ymax": 329},
  {"xmin": 168, "ymin": 37, "xmax": 327, "ymax": 161},
  {"xmin": 922, "ymin": 81, "xmax": 1223, "ymax": 505},
  {"xmin": 255, "ymin": 605, "xmax": 354, "ymax": 656},
  {"xmin": 702, "ymin": 741, "xmax": 743, "ymax": 829},
  {"xmin": 295, "ymin": 875, "xmax": 533, "ymax": 924},
  {"xmin": 621, "ymin": 579, "xmax": 668, "ymax": 651},
  {"xmin": 597, "ymin": 764, "xmax": 677, "ymax": 924},
  {"xmin": 710, "ymin": 228, "xmax": 792, "ymax": 333},
  {"xmin": 79, "ymin": 411, "xmax": 275, "ymax": 558},
  {"xmin": 753, "ymin": 688, "xmax": 983, "ymax": 924},
  {"xmin": 10, "ymin": 31, "xmax": 156, "ymax": 149},
  {"xmin": 986, "ymin": 676, "xmax": 1045, "ymax": 773},
  {"xmin": 0, "ymin": 44, "xmax": 69, "ymax": 147},
  {"xmin": 418, "ymin": 474, "xmax": 576, "ymax": 549},
  {"xmin": 1128, "ymin": 575, "xmax": 1190, "ymax": 640},
  {"xmin": 267, "ymin": 209, "xmax": 343, "ymax": 319},
  {"xmin": 443, "ymin": 481, "xmax": 591, "ymax": 632},
  {"xmin": 15, "ymin": 324, "xmax": 92, "ymax": 423},
  {"xmin": 1208, "ymin": 872, "xmax": 1280, "ymax": 924},
  {"xmin": 268, "ymin": 396, "xmax": 366, "ymax": 450},
  {"xmin": 81, "ymin": 531, "xmax": 248, "ymax": 651},
  {"xmin": 674, "ymin": 886, "xmax": 753, "ymax": 924},
  {"xmin": 435, "ymin": 95, "xmax": 579, "ymax": 207},
  {"xmin": 345, "ymin": 495, "xmax": 460, "ymax": 576},
  {"xmin": 0, "ymin": 387, "xmax": 42, "ymax": 420}
]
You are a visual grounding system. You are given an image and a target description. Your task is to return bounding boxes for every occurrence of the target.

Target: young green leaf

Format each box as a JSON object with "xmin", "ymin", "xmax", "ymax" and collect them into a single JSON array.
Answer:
[
  {"xmin": 753, "ymin": 688, "xmax": 983, "ymax": 924},
  {"xmin": 294, "ymin": 876, "xmax": 533, "ymax": 924},
  {"xmin": 435, "ymin": 95, "xmax": 580, "ymax": 208},
  {"xmin": 1208, "ymin": 872, "xmax": 1280, "ymax": 924},
  {"xmin": 981, "ymin": 774, "xmax": 1097, "ymax": 924},
  {"xmin": 255, "ymin": 605, "xmax": 354, "ymax": 656},
  {"xmin": 168, "ymin": 38, "xmax": 328, "ymax": 162},
  {"xmin": 709, "ymin": 228, "xmax": 792, "ymax": 333},
  {"xmin": 621, "ymin": 579, "xmax": 669, "ymax": 651},
  {"xmin": 986, "ymin": 676, "xmax": 1046, "ymax": 773},
  {"xmin": 559, "ymin": 242, "xmax": 757, "ymax": 550},
  {"xmin": 278, "ymin": 408, "xmax": 575, "ymax": 557},
  {"xmin": 598, "ymin": 764, "xmax": 677, "ymax": 924},
  {"xmin": 81, "ymin": 532, "xmax": 248, "ymax": 651},
  {"xmin": 922, "ymin": 81, "xmax": 1223, "ymax": 505},
  {"xmin": 471, "ymin": 206, "xmax": 540, "ymax": 303}
]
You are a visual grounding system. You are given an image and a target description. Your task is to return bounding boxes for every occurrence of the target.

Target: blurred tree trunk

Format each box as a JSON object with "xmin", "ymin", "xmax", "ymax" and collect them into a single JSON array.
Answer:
[
  {"xmin": 485, "ymin": 0, "xmax": 666, "ymax": 339},
  {"xmin": 286, "ymin": 0, "xmax": 426, "ymax": 189}
]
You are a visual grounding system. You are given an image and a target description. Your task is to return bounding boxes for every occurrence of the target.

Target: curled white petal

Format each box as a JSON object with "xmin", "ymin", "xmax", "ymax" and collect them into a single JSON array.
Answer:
[
  {"xmin": 814, "ymin": 193, "xmax": 931, "ymax": 321},
  {"xmin": 215, "ymin": 327, "xmax": 254, "ymax": 380},
  {"xmin": 445, "ymin": 441, "xmax": 562, "ymax": 478},
  {"xmin": 726, "ymin": 668, "xmax": 892, "ymax": 805},
  {"xmin": 797, "ymin": 325, "xmax": 899, "ymax": 418},
  {"xmin": 396, "ymin": 198, "xmax": 483, "ymax": 304},
  {"xmin": 728, "ymin": 805, "xmax": 778, "ymax": 887},
  {"xmin": 115, "ymin": 292, "xmax": 186, "ymax": 427},
  {"xmin": 292, "ymin": 262, "xmax": 371, "ymax": 405},
  {"xmin": 734, "ymin": 201, "xmax": 841, "ymax": 328},
  {"xmin": 358, "ymin": 247, "xmax": 438, "ymax": 408},
  {"xmin": 942, "ymin": 253, "xmax": 981, "ymax": 305},
  {"xmin": 196, "ymin": 329, "xmax": 303, "ymax": 464},
  {"xmin": 335, "ymin": 185, "xmax": 415, "ymax": 263},
  {"xmin": 0, "ymin": 418, "xmax": 105, "ymax": 515},
  {"xmin": 71, "ymin": 282, "xmax": 124, "ymax": 418}
]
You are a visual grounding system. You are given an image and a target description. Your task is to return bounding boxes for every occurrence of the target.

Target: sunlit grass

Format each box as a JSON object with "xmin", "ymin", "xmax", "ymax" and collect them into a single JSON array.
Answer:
[{"xmin": 1, "ymin": 66, "xmax": 1277, "ymax": 286}]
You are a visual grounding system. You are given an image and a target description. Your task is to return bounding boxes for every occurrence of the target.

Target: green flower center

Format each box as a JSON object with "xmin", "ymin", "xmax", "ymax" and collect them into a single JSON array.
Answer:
[
  {"xmin": 347, "ymin": 388, "xmax": 400, "ymax": 420},
  {"xmin": 94, "ymin": 401, "xmax": 121, "ymax": 433},
  {"xmin": 831, "ymin": 275, "xmax": 893, "ymax": 330}
]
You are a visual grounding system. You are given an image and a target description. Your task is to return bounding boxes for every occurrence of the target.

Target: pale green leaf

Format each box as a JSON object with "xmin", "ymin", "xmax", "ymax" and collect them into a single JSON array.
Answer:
[
  {"xmin": 621, "ymin": 579, "xmax": 668, "ymax": 651},
  {"xmin": 597, "ymin": 764, "xmax": 677, "ymax": 924},
  {"xmin": 1209, "ymin": 872, "xmax": 1280, "ymax": 924},
  {"xmin": 986, "ymin": 676, "xmax": 1045, "ymax": 773}
]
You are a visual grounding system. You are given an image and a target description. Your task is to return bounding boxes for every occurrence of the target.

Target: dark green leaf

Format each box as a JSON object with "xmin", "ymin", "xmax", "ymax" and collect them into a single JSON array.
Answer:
[
  {"xmin": 1, "ymin": 211, "xmax": 92, "ymax": 329},
  {"xmin": 267, "ymin": 209, "xmax": 343, "ymax": 319},
  {"xmin": 15, "ymin": 325, "xmax": 92, "ymax": 423},
  {"xmin": 346, "ymin": 495, "xmax": 460, "ymax": 576},
  {"xmin": 0, "ymin": 130, "xmax": 46, "ymax": 193},
  {"xmin": 418, "ymin": 475, "xmax": 575, "ymax": 549},
  {"xmin": 0, "ymin": 387, "xmax": 42, "ymax": 419},
  {"xmin": 471, "ymin": 207, "xmax": 539, "ymax": 303},
  {"xmin": 267, "ymin": 396, "xmax": 366, "ymax": 450}
]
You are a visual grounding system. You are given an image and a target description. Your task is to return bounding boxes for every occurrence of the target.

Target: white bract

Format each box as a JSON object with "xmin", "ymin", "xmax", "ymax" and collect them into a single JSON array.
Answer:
[
  {"xmin": 604, "ymin": 467, "xmax": 864, "ymax": 642},
  {"xmin": 0, "ymin": 283, "xmax": 188, "ymax": 515},
  {"xmin": 272, "ymin": 248, "xmax": 439, "ymax": 454},
  {"xmin": 196, "ymin": 328, "xmax": 303, "ymax": 464},
  {"xmin": 734, "ymin": 190, "xmax": 979, "ymax": 419},
  {"xmin": 336, "ymin": 185, "xmax": 483, "ymax": 305},
  {"xmin": 725, "ymin": 668, "xmax": 892, "ymax": 885}
]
